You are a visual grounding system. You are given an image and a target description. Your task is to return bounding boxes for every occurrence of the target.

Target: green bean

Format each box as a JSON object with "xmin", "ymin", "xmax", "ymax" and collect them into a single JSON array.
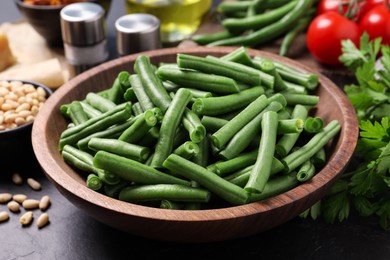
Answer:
[
  {"xmin": 177, "ymin": 53, "xmax": 274, "ymax": 88},
  {"xmin": 134, "ymin": 55, "xmax": 171, "ymax": 112},
  {"xmin": 224, "ymin": 158, "xmax": 285, "ymax": 187},
  {"xmin": 62, "ymin": 146, "xmax": 120, "ymax": 185},
  {"xmin": 278, "ymin": 109, "xmax": 291, "ymax": 120},
  {"xmin": 183, "ymin": 108, "xmax": 206, "ymax": 143},
  {"xmin": 279, "ymin": 15, "xmax": 312, "ymax": 57},
  {"xmin": 163, "ymin": 154, "xmax": 248, "ymax": 205},
  {"xmin": 61, "ymin": 102, "xmax": 129, "ymax": 139},
  {"xmin": 277, "ymin": 119, "xmax": 304, "ymax": 134},
  {"xmin": 119, "ymin": 184, "xmax": 210, "ymax": 203},
  {"xmin": 86, "ymin": 174, "xmax": 103, "ymax": 191},
  {"xmin": 275, "ymin": 104, "xmax": 309, "ymax": 157},
  {"xmin": 283, "ymin": 81, "xmax": 307, "ymax": 94},
  {"xmin": 173, "ymin": 141, "xmax": 199, "ymax": 160},
  {"xmin": 304, "ymin": 116, "xmax": 324, "ymax": 133},
  {"xmin": 129, "ymin": 74, "xmax": 155, "ymax": 111},
  {"xmin": 311, "ymin": 148, "xmax": 326, "ymax": 168},
  {"xmin": 80, "ymin": 101, "xmax": 103, "ymax": 118},
  {"xmin": 208, "ymin": 0, "xmax": 314, "ymax": 47},
  {"xmin": 200, "ymin": 116, "xmax": 228, "ymax": 133},
  {"xmin": 88, "ymin": 137, "xmax": 151, "ymax": 162},
  {"xmin": 192, "ymin": 135, "xmax": 209, "ymax": 167},
  {"xmin": 123, "ymin": 87, "xmax": 137, "ymax": 103},
  {"xmin": 211, "ymin": 94, "xmax": 269, "ymax": 149},
  {"xmin": 191, "ymin": 30, "xmax": 236, "ymax": 46},
  {"xmin": 118, "ymin": 112, "xmax": 155, "ymax": 144},
  {"xmin": 215, "ymin": 149, "xmax": 258, "ymax": 177},
  {"xmin": 59, "ymin": 104, "xmax": 132, "ymax": 150},
  {"xmin": 108, "ymin": 71, "xmax": 130, "ymax": 104},
  {"xmin": 160, "ymin": 199, "xmax": 183, "ymax": 209},
  {"xmin": 68, "ymin": 101, "xmax": 89, "ymax": 125},
  {"xmin": 222, "ymin": 1, "xmax": 298, "ymax": 33},
  {"xmin": 281, "ymin": 120, "xmax": 340, "ymax": 173},
  {"xmin": 85, "ymin": 92, "xmax": 116, "ymax": 113},
  {"xmin": 296, "ymin": 160, "xmax": 316, "ymax": 182},
  {"xmin": 267, "ymin": 92, "xmax": 287, "ymax": 108},
  {"xmin": 245, "ymin": 111, "xmax": 279, "ymax": 193},
  {"xmin": 220, "ymin": 46, "xmax": 254, "ymax": 67},
  {"xmin": 103, "ymin": 180, "xmax": 130, "ymax": 198},
  {"xmin": 156, "ymin": 64, "xmax": 240, "ymax": 95},
  {"xmin": 218, "ymin": 101, "xmax": 283, "ymax": 160},
  {"xmin": 151, "ymin": 88, "xmax": 192, "ymax": 168},
  {"xmin": 254, "ymin": 58, "xmax": 288, "ymax": 92},
  {"xmin": 282, "ymin": 93, "xmax": 319, "ymax": 106},
  {"xmin": 94, "ymin": 151, "xmax": 190, "ymax": 186},
  {"xmin": 246, "ymin": 172, "xmax": 298, "ymax": 203},
  {"xmin": 132, "ymin": 102, "xmax": 144, "ymax": 116},
  {"xmin": 217, "ymin": 0, "xmax": 291, "ymax": 14},
  {"xmin": 137, "ymin": 126, "xmax": 160, "ymax": 148},
  {"xmin": 77, "ymin": 117, "xmax": 136, "ymax": 151}
]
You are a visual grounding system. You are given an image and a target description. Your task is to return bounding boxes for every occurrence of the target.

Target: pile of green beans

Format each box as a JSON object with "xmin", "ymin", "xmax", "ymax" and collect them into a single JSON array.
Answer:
[
  {"xmin": 58, "ymin": 47, "xmax": 340, "ymax": 210},
  {"xmin": 191, "ymin": 0, "xmax": 318, "ymax": 57}
]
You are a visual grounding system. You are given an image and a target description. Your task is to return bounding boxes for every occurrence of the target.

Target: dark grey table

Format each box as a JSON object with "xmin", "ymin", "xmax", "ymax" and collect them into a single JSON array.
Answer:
[{"xmin": 1, "ymin": 1, "xmax": 390, "ymax": 260}]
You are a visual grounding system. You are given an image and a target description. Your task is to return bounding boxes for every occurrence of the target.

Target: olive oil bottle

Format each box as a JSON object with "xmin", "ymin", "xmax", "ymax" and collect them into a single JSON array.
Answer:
[{"xmin": 125, "ymin": 0, "xmax": 211, "ymax": 44}]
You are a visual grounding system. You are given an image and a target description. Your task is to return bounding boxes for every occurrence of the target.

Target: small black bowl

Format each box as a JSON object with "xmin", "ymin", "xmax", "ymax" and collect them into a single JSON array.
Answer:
[
  {"xmin": 14, "ymin": 0, "xmax": 112, "ymax": 48},
  {"xmin": 0, "ymin": 80, "xmax": 53, "ymax": 166}
]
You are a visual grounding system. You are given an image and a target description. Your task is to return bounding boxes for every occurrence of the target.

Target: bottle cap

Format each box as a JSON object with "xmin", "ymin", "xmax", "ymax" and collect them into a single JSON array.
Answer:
[
  {"xmin": 60, "ymin": 2, "xmax": 106, "ymax": 46},
  {"xmin": 115, "ymin": 13, "xmax": 161, "ymax": 56}
]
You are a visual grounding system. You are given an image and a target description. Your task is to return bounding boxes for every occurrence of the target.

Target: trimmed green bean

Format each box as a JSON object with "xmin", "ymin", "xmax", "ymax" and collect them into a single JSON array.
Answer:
[
  {"xmin": 191, "ymin": 30, "xmax": 236, "ymax": 46},
  {"xmin": 118, "ymin": 112, "xmax": 155, "ymax": 144},
  {"xmin": 160, "ymin": 200, "xmax": 183, "ymax": 209},
  {"xmin": 88, "ymin": 137, "xmax": 150, "ymax": 162},
  {"xmin": 282, "ymin": 93, "xmax": 319, "ymax": 106},
  {"xmin": 296, "ymin": 160, "xmax": 316, "ymax": 182},
  {"xmin": 119, "ymin": 184, "xmax": 210, "ymax": 203},
  {"xmin": 275, "ymin": 104, "xmax": 309, "ymax": 157},
  {"xmin": 304, "ymin": 116, "xmax": 324, "ymax": 133},
  {"xmin": 220, "ymin": 46, "xmax": 254, "ymax": 67},
  {"xmin": 200, "ymin": 116, "xmax": 228, "ymax": 133},
  {"xmin": 173, "ymin": 141, "xmax": 199, "ymax": 160},
  {"xmin": 129, "ymin": 74, "xmax": 155, "ymax": 111},
  {"xmin": 134, "ymin": 55, "xmax": 172, "ymax": 112},
  {"xmin": 214, "ymin": 149, "xmax": 258, "ymax": 177},
  {"xmin": 85, "ymin": 92, "xmax": 116, "ymax": 113},
  {"xmin": 156, "ymin": 64, "xmax": 240, "ymax": 95},
  {"xmin": 163, "ymin": 154, "xmax": 248, "ymax": 205},
  {"xmin": 151, "ymin": 88, "xmax": 192, "ymax": 168},
  {"xmin": 94, "ymin": 151, "xmax": 190, "ymax": 186},
  {"xmin": 254, "ymin": 58, "xmax": 288, "ymax": 92},
  {"xmin": 277, "ymin": 119, "xmax": 304, "ymax": 134},
  {"xmin": 177, "ymin": 53, "xmax": 274, "ymax": 88},
  {"xmin": 132, "ymin": 102, "xmax": 144, "ymax": 116},
  {"xmin": 183, "ymin": 108, "xmax": 206, "ymax": 143},
  {"xmin": 281, "ymin": 120, "xmax": 341, "ymax": 173},
  {"xmin": 68, "ymin": 101, "xmax": 89, "ymax": 125},
  {"xmin": 87, "ymin": 174, "xmax": 103, "ymax": 191},
  {"xmin": 108, "ymin": 71, "xmax": 130, "ymax": 104},
  {"xmin": 211, "ymin": 94, "xmax": 269, "ymax": 149},
  {"xmin": 245, "ymin": 111, "xmax": 279, "ymax": 193},
  {"xmin": 123, "ymin": 87, "xmax": 137, "ymax": 103},
  {"xmin": 80, "ymin": 101, "xmax": 103, "ymax": 118}
]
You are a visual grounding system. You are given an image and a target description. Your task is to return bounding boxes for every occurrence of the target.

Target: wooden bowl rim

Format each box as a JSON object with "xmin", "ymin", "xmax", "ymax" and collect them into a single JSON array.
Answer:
[{"xmin": 32, "ymin": 46, "xmax": 359, "ymax": 222}]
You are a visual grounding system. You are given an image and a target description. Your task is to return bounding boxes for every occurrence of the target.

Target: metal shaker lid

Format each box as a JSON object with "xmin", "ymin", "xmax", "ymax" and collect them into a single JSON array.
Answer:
[
  {"xmin": 115, "ymin": 14, "xmax": 161, "ymax": 56},
  {"xmin": 60, "ymin": 2, "xmax": 106, "ymax": 46}
]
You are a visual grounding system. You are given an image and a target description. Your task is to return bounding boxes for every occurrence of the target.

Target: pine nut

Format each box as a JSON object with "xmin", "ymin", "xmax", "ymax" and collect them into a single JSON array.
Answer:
[
  {"xmin": 22, "ymin": 199, "xmax": 40, "ymax": 209},
  {"xmin": 0, "ymin": 211, "xmax": 9, "ymax": 222},
  {"xmin": 36, "ymin": 213, "xmax": 49, "ymax": 229},
  {"xmin": 12, "ymin": 172, "xmax": 23, "ymax": 185},
  {"xmin": 0, "ymin": 193, "xmax": 12, "ymax": 203},
  {"xmin": 20, "ymin": 211, "xmax": 33, "ymax": 226},
  {"xmin": 7, "ymin": 201, "xmax": 20, "ymax": 212},
  {"xmin": 27, "ymin": 178, "xmax": 41, "ymax": 191},
  {"xmin": 39, "ymin": 195, "xmax": 51, "ymax": 211},
  {"xmin": 13, "ymin": 194, "xmax": 28, "ymax": 204}
]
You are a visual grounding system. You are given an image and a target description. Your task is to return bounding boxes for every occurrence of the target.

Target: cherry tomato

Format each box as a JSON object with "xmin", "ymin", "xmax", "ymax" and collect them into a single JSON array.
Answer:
[
  {"xmin": 357, "ymin": 0, "xmax": 385, "ymax": 22},
  {"xmin": 306, "ymin": 12, "xmax": 361, "ymax": 65},
  {"xmin": 359, "ymin": 4, "xmax": 390, "ymax": 46},
  {"xmin": 316, "ymin": 0, "xmax": 351, "ymax": 16}
]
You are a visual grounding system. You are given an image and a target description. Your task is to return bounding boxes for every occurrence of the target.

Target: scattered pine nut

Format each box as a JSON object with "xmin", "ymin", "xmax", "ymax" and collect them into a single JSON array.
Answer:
[
  {"xmin": 22, "ymin": 199, "xmax": 40, "ymax": 209},
  {"xmin": 7, "ymin": 201, "xmax": 20, "ymax": 213},
  {"xmin": 19, "ymin": 211, "xmax": 33, "ymax": 226},
  {"xmin": 0, "ymin": 193, "xmax": 12, "ymax": 203},
  {"xmin": 36, "ymin": 213, "xmax": 49, "ymax": 229},
  {"xmin": 13, "ymin": 194, "xmax": 28, "ymax": 204},
  {"xmin": 39, "ymin": 195, "xmax": 51, "ymax": 211},
  {"xmin": 0, "ymin": 211, "xmax": 9, "ymax": 222},
  {"xmin": 12, "ymin": 172, "xmax": 23, "ymax": 185},
  {"xmin": 27, "ymin": 178, "xmax": 41, "ymax": 191}
]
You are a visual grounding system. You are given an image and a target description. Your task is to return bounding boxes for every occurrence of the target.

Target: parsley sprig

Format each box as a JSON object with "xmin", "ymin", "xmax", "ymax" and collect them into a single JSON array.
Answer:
[{"xmin": 301, "ymin": 32, "xmax": 390, "ymax": 229}]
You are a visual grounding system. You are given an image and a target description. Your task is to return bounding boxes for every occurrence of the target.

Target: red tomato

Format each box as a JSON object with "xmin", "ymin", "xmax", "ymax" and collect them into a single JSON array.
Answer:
[
  {"xmin": 316, "ymin": 0, "xmax": 351, "ymax": 16},
  {"xmin": 306, "ymin": 12, "xmax": 361, "ymax": 65},
  {"xmin": 357, "ymin": 0, "xmax": 385, "ymax": 22},
  {"xmin": 359, "ymin": 4, "xmax": 390, "ymax": 46}
]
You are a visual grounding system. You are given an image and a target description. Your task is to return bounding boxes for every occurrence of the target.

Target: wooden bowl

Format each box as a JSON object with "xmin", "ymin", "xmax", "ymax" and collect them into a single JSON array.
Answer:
[{"xmin": 31, "ymin": 46, "xmax": 358, "ymax": 242}]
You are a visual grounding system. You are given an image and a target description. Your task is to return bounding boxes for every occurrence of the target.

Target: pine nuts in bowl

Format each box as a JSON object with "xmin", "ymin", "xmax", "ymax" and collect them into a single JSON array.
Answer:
[{"xmin": 0, "ymin": 80, "xmax": 52, "ymax": 164}]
